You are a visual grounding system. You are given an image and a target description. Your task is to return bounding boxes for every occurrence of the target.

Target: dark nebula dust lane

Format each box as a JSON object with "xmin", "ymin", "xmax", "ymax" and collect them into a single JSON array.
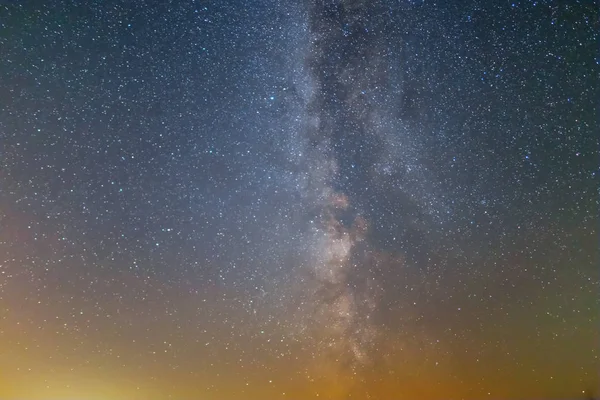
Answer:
[{"xmin": 0, "ymin": 1, "xmax": 598, "ymax": 399}]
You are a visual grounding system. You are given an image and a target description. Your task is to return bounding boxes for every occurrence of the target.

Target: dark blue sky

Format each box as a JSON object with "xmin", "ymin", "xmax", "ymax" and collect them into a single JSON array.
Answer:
[{"xmin": 0, "ymin": 1, "xmax": 597, "ymax": 399}]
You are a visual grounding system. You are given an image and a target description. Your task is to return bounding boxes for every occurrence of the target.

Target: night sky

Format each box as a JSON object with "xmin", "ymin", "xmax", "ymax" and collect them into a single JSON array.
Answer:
[{"xmin": 0, "ymin": 1, "xmax": 598, "ymax": 399}]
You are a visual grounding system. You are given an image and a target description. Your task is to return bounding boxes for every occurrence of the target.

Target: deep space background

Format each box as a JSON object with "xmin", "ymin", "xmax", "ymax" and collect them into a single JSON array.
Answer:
[{"xmin": 0, "ymin": 1, "xmax": 598, "ymax": 399}]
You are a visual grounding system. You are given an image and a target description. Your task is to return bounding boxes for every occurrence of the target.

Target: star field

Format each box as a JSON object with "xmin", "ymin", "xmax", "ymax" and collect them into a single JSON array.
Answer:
[{"xmin": 0, "ymin": 1, "xmax": 598, "ymax": 399}]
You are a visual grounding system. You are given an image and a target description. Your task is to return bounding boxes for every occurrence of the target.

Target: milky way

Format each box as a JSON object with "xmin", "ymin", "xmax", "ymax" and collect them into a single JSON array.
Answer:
[
  {"xmin": 0, "ymin": 1, "xmax": 598, "ymax": 399},
  {"xmin": 285, "ymin": 1, "xmax": 411, "ymax": 383}
]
